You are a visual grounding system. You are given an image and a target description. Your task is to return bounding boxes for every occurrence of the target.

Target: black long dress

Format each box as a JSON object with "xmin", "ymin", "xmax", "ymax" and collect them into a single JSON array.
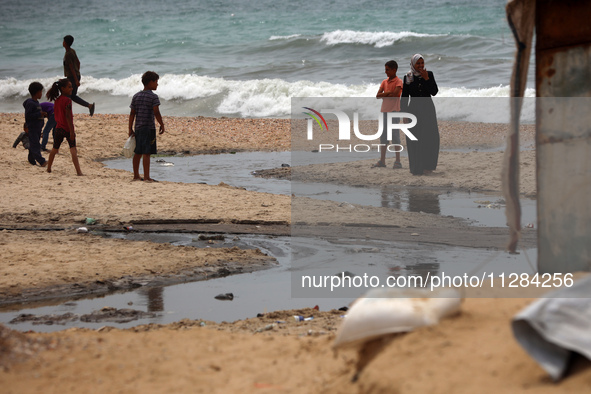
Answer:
[{"xmin": 401, "ymin": 71, "xmax": 439, "ymax": 175}]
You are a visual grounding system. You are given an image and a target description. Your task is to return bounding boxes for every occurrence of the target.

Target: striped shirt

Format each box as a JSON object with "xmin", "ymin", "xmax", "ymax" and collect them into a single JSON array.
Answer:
[{"xmin": 130, "ymin": 90, "xmax": 160, "ymax": 129}]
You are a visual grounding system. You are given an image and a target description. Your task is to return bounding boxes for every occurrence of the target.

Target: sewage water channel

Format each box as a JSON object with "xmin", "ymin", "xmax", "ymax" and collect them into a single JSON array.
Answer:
[{"xmin": 0, "ymin": 152, "xmax": 537, "ymax": 332}]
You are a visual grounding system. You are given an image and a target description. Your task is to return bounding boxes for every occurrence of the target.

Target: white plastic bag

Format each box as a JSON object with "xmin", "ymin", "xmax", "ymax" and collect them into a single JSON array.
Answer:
[{"xmin": 123, "ymin": 136, "xmax": 136, "ymax": 158}]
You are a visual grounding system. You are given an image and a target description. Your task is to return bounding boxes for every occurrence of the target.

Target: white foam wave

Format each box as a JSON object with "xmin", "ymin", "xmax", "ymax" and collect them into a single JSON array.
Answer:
[
  {"xmin": 435, "ymin": 85, "xmax": 536, "ymax": 122},
  {"xmin": 0, "ymin": 74, "xmax": 225, "ymax": 100},
  {"xmin": 0, "ymin": 77, "xmax": 60, "ymax": 99},
  {"xmin": 1, "ymin": 75, "xmax": 533, "ymax": 118},
  {"xmin": 269, "ymin": 34, "xmax": 302, "ymax": 41},
  {"xmin": 439, "ymin": 85, "xmax": 536, "ymax": 98},
  {"xmin": 216, "ymin": 79, "xmax": 374, "ymax": 117},
  {"xmin": 320, "ymin": 30, "xmax": 443, "ymax": 48}
]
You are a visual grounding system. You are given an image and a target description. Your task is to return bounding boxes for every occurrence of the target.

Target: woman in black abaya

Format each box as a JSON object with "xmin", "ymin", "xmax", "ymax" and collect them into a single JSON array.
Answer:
[{"xmin": 401, "ymin": 54, "xmax": 439, "ymax": 175}]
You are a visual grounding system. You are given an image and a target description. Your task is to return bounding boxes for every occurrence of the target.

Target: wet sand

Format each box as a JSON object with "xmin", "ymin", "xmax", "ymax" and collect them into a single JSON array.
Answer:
[{"xmin": 2, "ymin": 113, "xmax": 588, "ymax": 392}]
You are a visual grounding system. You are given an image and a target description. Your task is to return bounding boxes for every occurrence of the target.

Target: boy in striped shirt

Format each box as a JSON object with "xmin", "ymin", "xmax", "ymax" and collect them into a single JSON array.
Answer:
[{"xmin": 128, "ymin": 71, "xmax": 165, "ymax": 182}]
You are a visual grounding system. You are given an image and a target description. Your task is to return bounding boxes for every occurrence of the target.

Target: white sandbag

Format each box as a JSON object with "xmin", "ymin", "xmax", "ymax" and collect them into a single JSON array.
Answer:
[
  {"xmin": 122, "ymin": 136, "xmax": 136, "ymax": 158},
  {"xmin": 334, "ymin": 287, "xmax": 462, "ymax": 349}
]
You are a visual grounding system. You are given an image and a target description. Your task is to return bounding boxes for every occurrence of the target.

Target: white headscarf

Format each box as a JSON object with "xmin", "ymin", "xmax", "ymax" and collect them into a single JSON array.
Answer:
[{"xmin": 405, "ymin": 54, "xmax": 423, "ymax": 84}]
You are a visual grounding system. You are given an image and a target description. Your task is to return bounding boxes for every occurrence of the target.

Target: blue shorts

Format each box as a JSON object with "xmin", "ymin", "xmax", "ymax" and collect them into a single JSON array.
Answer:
[
  {"xmin": 380, "ymin": 112, "xmax": 401, "ymax": 145},
  {"xmin": 134, "ymin": 127, "xmax": 157, "ymax": 155}
]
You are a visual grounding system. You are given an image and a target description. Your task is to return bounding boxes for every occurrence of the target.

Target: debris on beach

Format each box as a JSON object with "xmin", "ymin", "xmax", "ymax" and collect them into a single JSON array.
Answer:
[
  {"xmin": 9, "ymin": 307, "xmax": 159, "ymax": 325},
  {"xmin": 474, "ymin": 199, "xmax": 506, "ymax": 209},
  {"xmin": 80, "ymin": 307, "xmax": 159, "ymax": 323},
  {"xmin": 10, "ymin": 312, "xmax": 79, "ymax": 326},
  {"xmin": 255, "ymin": 324, "xmax": 276, "ymax": 333},
  {"xmin": 251, "ymin": 167, "xmax": 291, "ymax": 180},
  {"xmin": 197, "ymin": 234, "xmax": 225, "ymax": 241},
  {"xmin": 214, "ymin": 293, "xmax": 234, "ymax": 301}
]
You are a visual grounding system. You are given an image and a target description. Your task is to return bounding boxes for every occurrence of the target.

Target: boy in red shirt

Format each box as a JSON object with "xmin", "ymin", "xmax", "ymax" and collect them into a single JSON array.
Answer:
[{"xmin": 374, "ymin": 60, "xmax": 403, "ymax": 168}]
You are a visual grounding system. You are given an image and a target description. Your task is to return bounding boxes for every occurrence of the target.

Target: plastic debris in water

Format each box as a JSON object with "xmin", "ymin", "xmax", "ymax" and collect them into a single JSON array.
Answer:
[
  {"xmin": 214, "ymin": 293, "xmax": 234, "ymax": 301},
  {"xmin": 155, "ymin": 159, "xmax": 174, "ymax": 166}
]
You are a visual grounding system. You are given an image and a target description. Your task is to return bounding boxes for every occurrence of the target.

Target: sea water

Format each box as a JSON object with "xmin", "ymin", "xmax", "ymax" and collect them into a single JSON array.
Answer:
[{"xmin": 0, "ymin": 0, "xmax": 534, "ymax": 117}]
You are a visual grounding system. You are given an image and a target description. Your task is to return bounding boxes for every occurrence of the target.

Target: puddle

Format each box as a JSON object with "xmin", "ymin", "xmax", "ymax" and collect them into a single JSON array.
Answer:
[
  {"xmin": 0, "ymin": 232, "xmax": 537, "ymax": 332},
  {"xmin": 292, "ymin": 183, "xmax": 535, "ymax": 228},
  {"xmin": 104, "ymin": 152, "xmax": 536, "ymax": 227},
  {"xmin": 105, "ymin": 152, "xmax": 292, "ymax": 195}
]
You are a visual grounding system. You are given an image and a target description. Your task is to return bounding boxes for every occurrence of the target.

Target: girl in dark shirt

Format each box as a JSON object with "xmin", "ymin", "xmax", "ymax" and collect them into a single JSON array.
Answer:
[
  {"xmin": 401, "ymin": 54, "xmax": 439, "ymax": 175},
  {"xmin": 45, "ymin": 79, "xmax": 84, "ymax": 176}
]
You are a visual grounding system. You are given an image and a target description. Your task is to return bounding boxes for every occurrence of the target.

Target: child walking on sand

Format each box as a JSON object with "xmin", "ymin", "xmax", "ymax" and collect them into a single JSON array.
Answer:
[
  {"xmin": 45, "ymin": 79, "xmax": 84, "ymax": 176},
  {"xmin": 374, "ymin": 60, "xmax": 403, "ymax": 169},
  {"xmin": 128, "ymin": 71, "xmax": 165, "ymax": 182},
  {"xmin": 40, "ymin": 101, "xmax": 56, "ymax": 152},
  {"xmin": 23, "ymin": 82, "xmax": 47, "ymax": 167}
]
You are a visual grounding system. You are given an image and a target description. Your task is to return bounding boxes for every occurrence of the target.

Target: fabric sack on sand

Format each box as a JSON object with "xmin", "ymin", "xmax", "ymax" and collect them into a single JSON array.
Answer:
[
  {"xmin": 512, "ymin": 274, "xmax": 591, "ymax": 381},
  {"xmin": 334, "ymin": 287, "xmax": 462, "ymax": 349}
]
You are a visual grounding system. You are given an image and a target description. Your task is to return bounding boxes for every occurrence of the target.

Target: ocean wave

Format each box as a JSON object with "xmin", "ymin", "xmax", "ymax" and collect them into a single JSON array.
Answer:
[
  {"xmin": 439, "ymin": 85, "xmax": 536, "ymax": 98},
  {"xmin": 269, "ymin": 34, "xmax": 302, "ymax": 41},
  {"xmin": 320, "ymin": 30, "xmax": 444, "ymax": 48},
  {"xmin": 0, "ymin": 75, "xmax": 530, "ymax": 118}
]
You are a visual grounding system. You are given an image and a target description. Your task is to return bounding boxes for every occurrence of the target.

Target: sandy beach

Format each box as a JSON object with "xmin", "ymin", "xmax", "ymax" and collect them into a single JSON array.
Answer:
[{"xmin": 1, "ymin": 112, "xmax": 588, "ymax": 392}]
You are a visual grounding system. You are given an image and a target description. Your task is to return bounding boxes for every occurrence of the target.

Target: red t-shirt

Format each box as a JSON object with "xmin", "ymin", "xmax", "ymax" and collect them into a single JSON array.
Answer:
[
  {"xmin": 54, "ymin": 95, "xmax": 74, "ymax": 132},
  {"xmin": 379, "ymin": 76, "xmax": 403, "ymax": 112}
]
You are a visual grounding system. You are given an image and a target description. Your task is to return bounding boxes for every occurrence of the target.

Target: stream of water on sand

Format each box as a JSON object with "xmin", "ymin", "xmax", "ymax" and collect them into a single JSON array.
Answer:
[
  {"xmin": 0, "ymin": 152, "xmax": 537, "ymax": 332},
  {"xmin": 105, "ymin": 152, "xmax": 536, "ymax": 227}
]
